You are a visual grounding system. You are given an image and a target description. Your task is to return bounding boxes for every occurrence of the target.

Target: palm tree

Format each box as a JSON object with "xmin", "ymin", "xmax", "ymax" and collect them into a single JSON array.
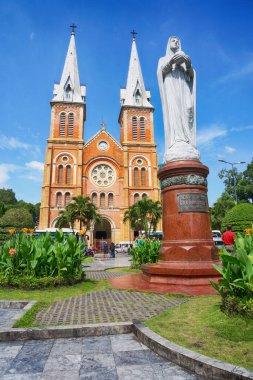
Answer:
[
  {"xmin": 56, "ymin": 195, "xmax": 101, "ymax": 233},
  {"xmin": 123, "ymin": 196, "xmax": 162, "ymax": 237}
]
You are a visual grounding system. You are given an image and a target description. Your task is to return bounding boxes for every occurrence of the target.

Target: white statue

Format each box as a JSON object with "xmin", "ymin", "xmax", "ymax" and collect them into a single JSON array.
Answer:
[{"xmin": 157, "ymin": 36, "xmax": 200, "ymax": 162}]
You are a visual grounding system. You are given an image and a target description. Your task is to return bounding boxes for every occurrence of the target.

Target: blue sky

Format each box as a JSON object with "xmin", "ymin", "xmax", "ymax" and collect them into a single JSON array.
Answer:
[{"xmin": 0, "ymin": 0, "xmax": 252, "ymax": 205}]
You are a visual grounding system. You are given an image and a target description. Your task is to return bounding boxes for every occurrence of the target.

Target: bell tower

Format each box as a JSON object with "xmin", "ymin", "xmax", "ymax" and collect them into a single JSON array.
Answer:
[
  {"xmin": 119, "ymin": 32, "xmax": 160, "ymax": 239},
  {"xmin": 39, "ymin": 26, "xmax": 86, "ymax": 229}
]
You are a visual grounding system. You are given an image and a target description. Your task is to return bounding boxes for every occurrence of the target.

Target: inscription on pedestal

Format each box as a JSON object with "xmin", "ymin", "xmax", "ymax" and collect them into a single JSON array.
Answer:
[{"xmin": 177, "ymin": 193, "xmax": 209, "ymax": 213}]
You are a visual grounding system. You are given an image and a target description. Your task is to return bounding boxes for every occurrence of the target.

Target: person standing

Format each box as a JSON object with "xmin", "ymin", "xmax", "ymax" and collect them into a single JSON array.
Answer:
[
  {"xmin": 103, "ymin": 241, "xmax": 108, "ymax": 258},
  {"xmin": 110, "ymin": 242, "xmax": 115, "ymax": 258},
  {"xmin": 222, "ymin": 225, "xmax": 236, "ymax": 254}
]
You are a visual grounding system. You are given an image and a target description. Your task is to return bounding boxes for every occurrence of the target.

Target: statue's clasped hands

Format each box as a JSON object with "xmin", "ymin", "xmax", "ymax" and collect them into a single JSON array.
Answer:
[{"xmin": 170, "ymin": 52, "xmax": 191, "ymax": 68}]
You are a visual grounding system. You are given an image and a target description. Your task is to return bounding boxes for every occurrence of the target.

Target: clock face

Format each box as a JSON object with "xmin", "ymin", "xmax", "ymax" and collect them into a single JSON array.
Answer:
[{"xmin": 98, "ymin": 141, "xmax": 108, "ymax": 151}]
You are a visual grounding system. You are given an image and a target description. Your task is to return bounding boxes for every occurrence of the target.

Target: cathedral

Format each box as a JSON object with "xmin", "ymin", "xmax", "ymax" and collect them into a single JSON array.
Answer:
[{"xmin": 39, "ymin": 28, "xmax": 160, "ymax": 245}]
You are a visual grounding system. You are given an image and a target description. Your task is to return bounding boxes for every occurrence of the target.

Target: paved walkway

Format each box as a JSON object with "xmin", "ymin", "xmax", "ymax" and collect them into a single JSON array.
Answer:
[
  {"xmin": 36, "ymin": 290, "xmax": 188, "ymax": 325},
  {"xmin": 85, "ymin": 271, "xmax": 129, "ymax": 280},
  {"xmin": 0, "ymin": 333, "xmax": 203, "ymax": 379},
  {"xmin": 84, "ymin": 254, "xmax": 131, "ymax": 271}
]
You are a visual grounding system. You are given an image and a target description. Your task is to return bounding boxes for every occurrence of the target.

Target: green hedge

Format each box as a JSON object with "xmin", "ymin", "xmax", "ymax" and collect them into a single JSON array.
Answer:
[
  {"xmin": 222, "ymin": 203, "xmax": 253, "ymax": 233},
  {"xmin": 0, "ymin": 273, "xmax": 85, "ymax": 289}
]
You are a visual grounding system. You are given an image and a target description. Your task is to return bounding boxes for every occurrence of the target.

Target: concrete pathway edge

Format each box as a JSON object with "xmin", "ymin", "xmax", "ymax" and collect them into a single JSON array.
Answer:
[
  {"xmin": 0, "ymin": 322, "xmax": 132, "ymax": 342},
  {"xmin": 132, "ymin": 320, "xmax": 253, "ymax": 380}
]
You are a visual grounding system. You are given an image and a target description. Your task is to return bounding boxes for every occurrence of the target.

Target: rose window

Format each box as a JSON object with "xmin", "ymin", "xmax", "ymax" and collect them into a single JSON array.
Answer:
[{"xmin": 91, "ymin": 164, "xmax": 115, "ymax": 187}]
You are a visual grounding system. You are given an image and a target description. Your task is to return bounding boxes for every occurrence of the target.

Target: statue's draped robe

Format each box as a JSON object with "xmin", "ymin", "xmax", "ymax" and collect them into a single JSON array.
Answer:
[{"xmin": 157, "ymin": 39, "xmax": 197, "ymax": 161}]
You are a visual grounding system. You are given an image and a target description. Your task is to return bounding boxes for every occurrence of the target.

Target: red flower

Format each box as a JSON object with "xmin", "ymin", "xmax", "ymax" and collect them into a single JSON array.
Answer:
[{"xmin": 9, "ymin": 248, "xmax": 15, "ymax": 255}]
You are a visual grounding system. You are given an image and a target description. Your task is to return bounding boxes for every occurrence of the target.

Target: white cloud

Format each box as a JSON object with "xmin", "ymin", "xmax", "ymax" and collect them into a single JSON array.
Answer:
[
  {"xmin": 25, "ymin": 161, "xmax": 44, "ymax": 171},
  {"xmin": 20, "ymin": 174, "xmax": 42, "ymax": 182},
  {"xmin": 0, "ymin": 136, "xmax": 30, "ymax": 150},
  {"xmin": 197, "ymin": 125, "xmax": 227, "ymax": 146},
  {"xmin": 231, "ymin": 125, "xmax": 253, "ymax": 132},
  {"xmin": 225, "ymin": 146, "xmax": 236, "ymax": 154},
  {"xmin": 0, "ymin": 135, "xmax": 41, "ymax": 157},
  {"xmin": 217, "ymin": 56, "xmax": 253, "ymax": 84},
  {"xmin": 0, "ymin": 164, "xmax": 19, "ymax": 186}
]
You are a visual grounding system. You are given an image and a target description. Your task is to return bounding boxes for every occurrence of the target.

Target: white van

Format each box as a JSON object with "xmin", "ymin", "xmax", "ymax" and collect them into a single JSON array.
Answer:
[
  {"xmin": 115, "ymin": 241, "xmax": 133, "ymax": 254},
  {"xmin": 212, "ymin": 230, "xmax": 223, "ymax": 247}
]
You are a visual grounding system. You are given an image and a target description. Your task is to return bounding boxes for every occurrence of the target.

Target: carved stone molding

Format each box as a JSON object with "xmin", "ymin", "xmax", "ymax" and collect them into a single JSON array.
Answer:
[{"xmin": 160, "ymin": 174, "xmax": 207, "ymax": 189}]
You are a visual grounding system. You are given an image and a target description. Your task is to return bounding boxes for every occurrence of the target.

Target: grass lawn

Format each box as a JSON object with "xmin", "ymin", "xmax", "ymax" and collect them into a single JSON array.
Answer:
[
  {"xmin": 106, "ymin": 267, "xmax": 141, "ymax": 273},
  {"xmin": 145, "ymin": 295, "xmax": 253, "ymax": 370}
]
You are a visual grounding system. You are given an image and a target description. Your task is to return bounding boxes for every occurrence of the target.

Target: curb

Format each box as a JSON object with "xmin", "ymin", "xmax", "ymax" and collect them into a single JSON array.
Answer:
[
  {"xmin": 0, "ymin": 322, "xmax": 132, "ymax": 342},
  {"xmin": 132, "ymin": 320, "xmax": 253, "ymax": 380}
]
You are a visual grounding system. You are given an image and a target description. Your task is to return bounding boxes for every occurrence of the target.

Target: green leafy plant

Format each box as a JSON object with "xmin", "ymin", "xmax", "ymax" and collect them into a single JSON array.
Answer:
[
  {"xmin": 0, "ymin": 230, "xmax": 84, "ymax": 285},
  {"xmin": 210, "ymin": 232, "xmax": 253, "ymax": 310},
  {"xmin": 130, "ymin": 239, "xmax": 161, "ymax": 268}
]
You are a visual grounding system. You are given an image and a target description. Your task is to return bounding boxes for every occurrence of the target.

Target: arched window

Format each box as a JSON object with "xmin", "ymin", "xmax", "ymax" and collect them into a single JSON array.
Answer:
[
  {"xmin": 100, "ymin": 193, "xmax": 105, "ymax": 208},
  {"xmin": 92, "ymin": 193, "xmax": 97, "ymax": 206},
  {"xmin": 59, "ymin": 113, "xmax": 66, "ymax": 137},
  {"xmin": 108, "ymin": 193, "xmax": 114, "ymax": 208},
  {"xmin": 56, "ymin": 192, "xmax": 62, "ymax": 207},
  {"xmin": 66, "ymin": 165, "xmax": 71, "ymax": 184},
  {"xmin": 142, "ymin": 193, "xmax": 147, "ymax": 199},
  {"xmin": 140, "ymin": 117, "xmax": 145, "ymax": 139},
  {"xmin": 68, "ymin": 113, "xmax": 74, "ymax": 136},
  {"xmin": 58, "ymin": 165, "xmax": 63, "ymax": 184},
  {"xmin": 65, "ymin": 192, "xmax": 71, "ymax": 206},
  {"xmin": 132, "ymin": 117, "xmax": 137, "ymax": 139},
  {"xmin": 141, "ymin": 168, "xmax": 146, "ymax": 186},
  {"xmin": 134, "ymin": 167, "xmax": 138, "ymax": 186},
  {"xmin": 134, "ymin": 193, "xmax": 140, "ymax": 203}
]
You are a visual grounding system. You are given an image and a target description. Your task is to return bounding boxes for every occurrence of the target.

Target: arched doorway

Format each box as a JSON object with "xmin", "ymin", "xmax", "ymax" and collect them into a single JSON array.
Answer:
[{"xmin": 93, "ymin": 218, "xmax": 112, "ymax": 252}]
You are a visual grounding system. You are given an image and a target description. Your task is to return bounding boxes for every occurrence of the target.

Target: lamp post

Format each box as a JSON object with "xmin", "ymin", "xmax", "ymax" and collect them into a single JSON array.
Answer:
[{"xmin": 218, "ymin": 160, "xmax": 246, "ymax": 203}]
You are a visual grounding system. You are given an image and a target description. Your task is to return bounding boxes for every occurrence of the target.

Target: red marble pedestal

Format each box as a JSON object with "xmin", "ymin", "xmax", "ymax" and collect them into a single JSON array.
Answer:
[{"xmin": 141, "ymin": 160, "xmax": 221, "ymax": 295}]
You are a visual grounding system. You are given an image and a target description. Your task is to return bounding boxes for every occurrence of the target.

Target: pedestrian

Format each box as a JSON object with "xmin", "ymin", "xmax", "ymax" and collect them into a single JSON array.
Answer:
[
  {"xmin": 222, "ymin": 224, "xmax": 236, "ymax": 254},
  {"xmin": 103, "ymin": 241, "xmax": 108, "ymax": 258},
  {"xmin": 110, "ymin": 241, "xmax": 115, "ymax": 258}
]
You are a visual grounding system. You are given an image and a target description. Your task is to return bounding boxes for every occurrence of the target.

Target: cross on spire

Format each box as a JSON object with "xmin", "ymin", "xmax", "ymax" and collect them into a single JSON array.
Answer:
[
  {"xmin": 70, "ymin": 23, "xmax": 77, "ymax": 35},
  {"xmin": 100, "ymin": 120, "xmax": 106, "ymax": 129},
  {"xmin": 131, "ymin": 29, "xmax": 137, "ymax": 41}
]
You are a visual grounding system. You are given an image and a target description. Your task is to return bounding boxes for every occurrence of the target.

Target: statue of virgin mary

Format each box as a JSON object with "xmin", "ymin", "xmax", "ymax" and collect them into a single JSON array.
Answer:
[{"xmin": 157, "ymin": 36, "xmax": 200, "ymax": 162}]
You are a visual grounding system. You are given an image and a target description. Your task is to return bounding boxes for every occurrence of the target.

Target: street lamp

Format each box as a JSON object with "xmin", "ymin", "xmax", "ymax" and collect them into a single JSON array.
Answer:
[{"xmin": 218, "ymin": 160, "xmax": 246, "ymax": 203}]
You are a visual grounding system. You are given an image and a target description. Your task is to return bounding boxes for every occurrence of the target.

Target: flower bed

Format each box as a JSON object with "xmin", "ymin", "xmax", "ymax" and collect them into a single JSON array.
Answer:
[{"xmin": 0, "ymin": 229, "xmax": 84, "ymax": 288}]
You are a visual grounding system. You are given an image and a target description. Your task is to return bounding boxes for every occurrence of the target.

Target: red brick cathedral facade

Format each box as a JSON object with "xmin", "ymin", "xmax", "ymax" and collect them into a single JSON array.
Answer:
[{"xmin": 39, "ymin": 30, "xmax": 160, "ymax": 244}]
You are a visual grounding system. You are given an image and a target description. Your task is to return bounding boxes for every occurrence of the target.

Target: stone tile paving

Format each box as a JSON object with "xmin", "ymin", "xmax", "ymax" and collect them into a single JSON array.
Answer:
[
  {"xmin": 0, "ymin": 334, "xmax": 204, "ymax": 379},
  {"xmin": 0, "ymin": 309, "xmax": 24, "ymax": 329},
  {"xmin": 84, "ymin": 255, "xmax": 131, "ymax": 271},
  {"xmin": 36, "ymin": 289, "xmax": 188, "ymax": 326},
  {"xmin": 85, "ymin": 271, "xmax": 129, "ymax": 280}
]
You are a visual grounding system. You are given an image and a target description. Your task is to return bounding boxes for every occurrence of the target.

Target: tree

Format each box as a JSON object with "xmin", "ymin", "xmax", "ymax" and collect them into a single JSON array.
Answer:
[
  {"xmin": 218, "ymin": 158, "xmax": 253, "ymax": 203},
  {"xmin": 123, "ymin": 197, "xmax": 162, "ymax": 237},
  {"xmin": 0, "ymin": 208, "xmax": 34, "ymax": 228},
  {"xmin": 237, "ymin": 159, "xmax": 253, "ymax": 203},
  {"xmin": 56, "ymin": 195, "xmax": 101, "ymax": 233},
  {"xmin": 17, "ymin": 201, "xmax": 41, "ymax": 224},
  {"xmin": 218, "ymin": 168, "xmax": 242, "ymax": 202},
  {"xmin": 210, "ymin": 192, "xmax": 235, "ymax": 230},
  {"xmin": 0, "ymin": 188, "xmax": 17, "ymax": 205}
]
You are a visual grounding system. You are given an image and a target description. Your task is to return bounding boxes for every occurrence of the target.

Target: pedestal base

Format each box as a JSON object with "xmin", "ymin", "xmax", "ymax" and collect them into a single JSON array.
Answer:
[{"xmin": 140, "ymin": 160, "xmax": 220, "ymax": 295}]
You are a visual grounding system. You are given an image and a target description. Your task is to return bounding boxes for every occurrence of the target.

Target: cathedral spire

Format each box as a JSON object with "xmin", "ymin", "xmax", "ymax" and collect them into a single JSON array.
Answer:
[
  {"xmin": 120, "ymin": 33, "xmax": 153, "ymax": 108},
  {"xmin": 53, "ymin": 27, "xmax": 85, "ymax": 103}
]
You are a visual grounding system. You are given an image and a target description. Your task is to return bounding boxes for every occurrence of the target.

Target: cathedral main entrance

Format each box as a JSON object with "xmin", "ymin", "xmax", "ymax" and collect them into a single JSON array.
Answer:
[{"xmin": 93, "ymin": 218, "xmax": 112, "ymax": 252}]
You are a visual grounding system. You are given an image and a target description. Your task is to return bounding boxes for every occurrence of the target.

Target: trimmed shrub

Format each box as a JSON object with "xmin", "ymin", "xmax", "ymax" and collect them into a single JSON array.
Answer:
[
  {"xmin": 0, "ymin": 273, "xmax": 84, "ymax": 289},
  {"xmin": 222, "ymin": 203, "xmax": 253, "ymax": 233}
]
